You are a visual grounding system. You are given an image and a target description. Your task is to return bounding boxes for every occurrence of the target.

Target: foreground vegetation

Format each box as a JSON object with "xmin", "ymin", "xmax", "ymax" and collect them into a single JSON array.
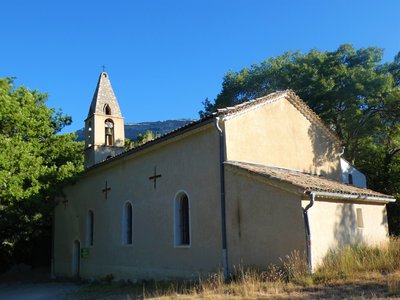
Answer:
[
  {"xmin": 66, "ymin": 239, "xmax": 400, "ymax": 299},
  {"xmin": 0, "ymin": 78, "xmax": 84, "ymax": 270}
]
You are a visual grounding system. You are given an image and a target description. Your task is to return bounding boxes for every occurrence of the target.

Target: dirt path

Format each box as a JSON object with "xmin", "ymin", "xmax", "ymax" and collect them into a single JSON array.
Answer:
[
  {"xmin": 0, "ymin": 266, "xmax": 82, "ymax": 300},
  {"xmin": 0, "ymin": 282, "xmax": 81, "ymax": 300}
]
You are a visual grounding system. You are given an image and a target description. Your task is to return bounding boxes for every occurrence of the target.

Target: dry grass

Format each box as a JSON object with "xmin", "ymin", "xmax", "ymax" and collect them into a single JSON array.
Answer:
[
  {"xmin": 388, "ymin": 272, "xmax": 400, "ymax": 295},
  {"xmin": 66, "ymin": 238, "xmax": 400, "ymax": 299},
  {"xmin": 314, "ymin": 237, "xmax": 400, "ymax": 281}
]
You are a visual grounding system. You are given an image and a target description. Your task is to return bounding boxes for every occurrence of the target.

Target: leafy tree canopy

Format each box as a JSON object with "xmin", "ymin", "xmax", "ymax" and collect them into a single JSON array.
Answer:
[
  {"xmin": 201, "ymin": 44, "xmax": 400, "ymax": 234},
  {"xmin": 0, "ymin": 78, "xmax": 84, "ymax": 269}
]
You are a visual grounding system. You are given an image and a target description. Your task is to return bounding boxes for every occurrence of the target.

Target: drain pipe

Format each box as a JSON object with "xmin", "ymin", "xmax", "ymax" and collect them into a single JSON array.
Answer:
[
  {"xmin": 303, "ymin": 192, "xmax": 315, "ymax": 273},
  {"xmin": 215, "ymin": 116, "xmax": 229, "ymax": 281}
]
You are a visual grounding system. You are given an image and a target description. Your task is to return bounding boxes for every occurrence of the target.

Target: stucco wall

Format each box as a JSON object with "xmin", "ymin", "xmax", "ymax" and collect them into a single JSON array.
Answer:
[
  {"xmin": 225, "ymin": 167, "xmax": 306, "ymax": 269},
  {"xmin": 224, "ymin": 97, "xmax": 342, "ymax": 180},
  {"xmin": 54, "ymin": 123, "xmax": 223, "ymax": 280},
  {"xmin": 303, "ymin": 199, "xmax": 389, "ymax": 269},
  {"xmin": 84, "ymin": 114, "xmax": 125, "ymax": 168},
  {"xmin": 340, "ymin": 158, "xmax": 367, "ymax": 188}
]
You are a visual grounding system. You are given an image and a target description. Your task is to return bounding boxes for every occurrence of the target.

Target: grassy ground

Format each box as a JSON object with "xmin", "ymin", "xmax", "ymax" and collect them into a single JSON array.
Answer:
[
  {"xmin": 64, "ymin": 238, "xmax": 400, "ymax": 299},
  {"xmin": 64, "ymin": 272, "xmax": 400, "ymax": 299}
]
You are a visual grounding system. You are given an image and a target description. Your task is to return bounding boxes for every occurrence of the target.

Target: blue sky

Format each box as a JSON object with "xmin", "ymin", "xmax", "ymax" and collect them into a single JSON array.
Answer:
[{"xmin": 1, "ymin": 0, "xmax": 400, "ymax": 133}]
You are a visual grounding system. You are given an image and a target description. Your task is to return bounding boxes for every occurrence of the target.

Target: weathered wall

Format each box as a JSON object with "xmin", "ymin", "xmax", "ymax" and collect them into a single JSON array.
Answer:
[
  {"xmin": 224, "ymin": 97, "xmax": 342, "ymax": 180},
  {"xmin": 54, "ymin": 123, "xmax": 223, "ymax": 280},
  {"xmin": 225, "ymin": 167, "xmax": 306, "ymax": 269},
  {"xmin": 304, "ymin": 199, "xmax": 389, "ymax": 269}
]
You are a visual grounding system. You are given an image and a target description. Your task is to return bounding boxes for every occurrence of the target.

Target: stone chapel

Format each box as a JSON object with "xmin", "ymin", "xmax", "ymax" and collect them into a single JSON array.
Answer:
[{"xmin": 53, "ymin": 72, "xmax": 395, "ymax": 280}]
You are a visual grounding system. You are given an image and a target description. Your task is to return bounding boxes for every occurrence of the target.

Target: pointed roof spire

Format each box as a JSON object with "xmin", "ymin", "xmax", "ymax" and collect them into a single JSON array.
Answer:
[{"xmin": 88, "ymin": 72, "xmax": 122, "ymax": 117}]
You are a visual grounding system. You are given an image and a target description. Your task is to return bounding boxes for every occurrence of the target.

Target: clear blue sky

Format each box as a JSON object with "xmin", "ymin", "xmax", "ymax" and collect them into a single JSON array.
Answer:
[{"xmin": 1, "ymin": 0, "xmax": 400, "ymax": 133}]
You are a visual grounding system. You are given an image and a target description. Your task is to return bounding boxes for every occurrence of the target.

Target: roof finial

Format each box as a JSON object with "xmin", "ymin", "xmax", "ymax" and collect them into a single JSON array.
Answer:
[{"xmin": 102, "ymin": 65, "xmax": 106, "ymax": 72}]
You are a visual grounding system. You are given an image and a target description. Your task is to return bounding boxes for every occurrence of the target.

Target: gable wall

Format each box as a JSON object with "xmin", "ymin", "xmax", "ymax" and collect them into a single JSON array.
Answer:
[
  {"xmin": 224, "ymin": 97, "xmax": 342, "ymax": 180},
  {"xmin": 54, "ymin": 124, "xmax": 223, "ymax": 280}
]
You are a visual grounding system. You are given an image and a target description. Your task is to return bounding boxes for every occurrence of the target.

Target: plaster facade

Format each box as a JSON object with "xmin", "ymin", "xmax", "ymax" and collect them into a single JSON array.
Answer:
[
  {"xmin": 55, "ymin": 124, "xmax": 223, "ymax": 279},
  {"xmin": 340, "ymin": 158, "xmax": 367, "ymax": 188},
  {"xmin": 303, "ymin": 199, "xmax": 389, "ymax": 268},
  {"xmin": 225, "ymin": 167, "xmax": 306, "ymax": 269},
  {"xmin": 224, "ymin": 97, "xmax": 342, "ymax": 181}
]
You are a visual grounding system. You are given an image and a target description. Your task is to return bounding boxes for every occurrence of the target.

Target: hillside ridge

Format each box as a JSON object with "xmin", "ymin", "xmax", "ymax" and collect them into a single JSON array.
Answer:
[{"xmin": 75, "ymin": 119, "xmax": 193, "ymax": 141}]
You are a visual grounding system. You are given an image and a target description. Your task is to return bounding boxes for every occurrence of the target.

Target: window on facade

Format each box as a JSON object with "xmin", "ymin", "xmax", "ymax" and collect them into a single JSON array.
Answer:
[
  {"xmin": 87, "ymin": 210, "xmax": 94, "ymax": 246},
  {"xmin": 356, "ymin": 208, "xmax": 364, "ymax": 228},
  {"xmin": 348, "ymin": 174, "xmax": 354, "ymax": 185},
  {"xmin": 122, "ymin": 202, "xmax": 133, "ymax": 245},
  {"xmin": 87, "ymin": 121, "xmax": 92, "ymax": 147},
  {"xmin": 174, "ymin": 193, "xmax": 190, "ymax": 246},
  {"xmin": 105, "ymin": 119, "xmax": 114, "ymax": 146},
  {"xmin": 104, "ymin": 104, "xmax": 111, "ymax": 115}
]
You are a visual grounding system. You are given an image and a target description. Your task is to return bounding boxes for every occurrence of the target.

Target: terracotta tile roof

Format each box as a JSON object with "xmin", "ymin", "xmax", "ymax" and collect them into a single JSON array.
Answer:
[{"xmin": 226, "ymin": 161, "xmax": 395, "ymax": 201}]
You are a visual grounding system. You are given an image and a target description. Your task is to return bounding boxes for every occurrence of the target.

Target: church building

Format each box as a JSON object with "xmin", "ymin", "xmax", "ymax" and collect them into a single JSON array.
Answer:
[{"xmin": 53, "ymin": 72, "xmax": 395, "ymax": 280}]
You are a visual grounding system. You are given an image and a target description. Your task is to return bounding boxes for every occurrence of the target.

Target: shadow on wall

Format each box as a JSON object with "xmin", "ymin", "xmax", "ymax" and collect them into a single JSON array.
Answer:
[
  {"xmin": 307, "ymin": 123, "xmax": 339, "ymax": 178},
  {"xmin": 333, "ymin": 203, "xmax": 363, "ymax": 247}
]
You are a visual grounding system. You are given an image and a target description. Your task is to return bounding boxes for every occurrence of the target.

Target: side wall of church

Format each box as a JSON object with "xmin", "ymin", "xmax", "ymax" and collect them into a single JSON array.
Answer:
[
  {"xmin": 224, "ymin": 97, "xmax": 342, "ymax": 180},
  {"xmin": 225, "ymin": 168, "xmax": 306, "ymax": 269},
  {"xmin": 303, "ymin": 199, "xmax": 389, "ymax": 269},
  {"xmin": 54, "ymin": 123, "xmax": 223, "ymax": 280}
]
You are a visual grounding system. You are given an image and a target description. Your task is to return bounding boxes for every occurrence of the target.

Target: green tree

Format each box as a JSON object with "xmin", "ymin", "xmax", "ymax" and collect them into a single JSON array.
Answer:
[
  {"xmin": 201, "ymin": 44, "xmax": 400, "ymax": 234},
  {"xmin": 125, "ymin": 130, "xmax": 160, "ymax": 151},
  {"xmin": 0, "ymin": 78, "xmax": 84, "ymax": 269}
]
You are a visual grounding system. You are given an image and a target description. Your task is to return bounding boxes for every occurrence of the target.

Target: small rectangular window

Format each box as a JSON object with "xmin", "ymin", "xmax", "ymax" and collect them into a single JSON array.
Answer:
[{"xmin": 356, "ymin": 208, "xmax": 364, "ymax": 228}]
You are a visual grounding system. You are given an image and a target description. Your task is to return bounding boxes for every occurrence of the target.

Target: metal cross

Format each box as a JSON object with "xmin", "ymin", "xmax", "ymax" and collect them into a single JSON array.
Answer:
[
  {"xmin": 102, "ymin": 65, "xmax": 106, "ymax": 72},
  {"xmin": 149, "ymin": 167, "xmax": 162, "ymax": 189},
  {"xmin": 102, "ymin": 181, "xmax": 111, "ymax": 200}
]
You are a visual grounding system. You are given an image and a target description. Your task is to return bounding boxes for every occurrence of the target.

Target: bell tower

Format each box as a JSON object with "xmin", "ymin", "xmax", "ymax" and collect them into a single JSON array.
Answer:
[{"xmin": 84, "ymin": 72, "xmax": 125, "ymax": 168}]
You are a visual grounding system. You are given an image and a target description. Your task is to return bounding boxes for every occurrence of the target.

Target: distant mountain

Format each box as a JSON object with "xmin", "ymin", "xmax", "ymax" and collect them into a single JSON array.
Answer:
[{"xmin": 75, "ymin": 119, "xmax": 194, "ymax": 141}]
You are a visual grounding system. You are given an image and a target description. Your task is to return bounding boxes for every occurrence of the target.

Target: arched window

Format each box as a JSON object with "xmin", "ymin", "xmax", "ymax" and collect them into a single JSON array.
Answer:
[
  {"xmin": 348, "ymin": 174, "xmax": 353, "ymax": 185},
  {"xmin": 104, "ymin": 104, "xmax": 111, "ymax": 115},
  {"xmin": 105, "ymin": 119, "xmax": 114, "ymax": 146},
  {"xmin": 174, "ymin": 192, "xmax": 190, "ymax": 246},
  {"xmin": 122, "ymin": 202, "xmax": 133, "ymax": 245},
  {"xmin": 86, "ymin": 210, "xmax": 94, "ymax": 246}
]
